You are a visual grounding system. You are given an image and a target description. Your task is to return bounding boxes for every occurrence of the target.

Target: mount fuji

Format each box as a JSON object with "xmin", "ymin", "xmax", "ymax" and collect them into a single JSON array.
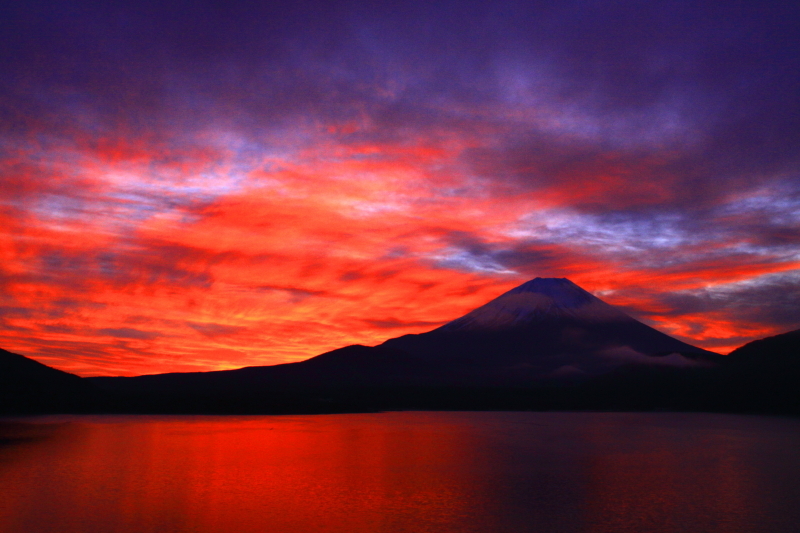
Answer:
[
  {"xmin": 83, "ymin": 277, "xmax": 723, "ymax": 412},
  {"xmin": 375, "ymin": 277, "xmax": 721, "ymax": 385}
]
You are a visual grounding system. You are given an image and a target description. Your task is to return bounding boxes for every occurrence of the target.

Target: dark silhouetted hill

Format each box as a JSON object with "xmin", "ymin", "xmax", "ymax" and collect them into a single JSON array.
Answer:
[
  {"xmin": 701, "ymin": 328, "xmax": 800, "ymax": 414},
  {"xmin": 0, "ymin": 348, "xmax": 105, "ymax": 414}
]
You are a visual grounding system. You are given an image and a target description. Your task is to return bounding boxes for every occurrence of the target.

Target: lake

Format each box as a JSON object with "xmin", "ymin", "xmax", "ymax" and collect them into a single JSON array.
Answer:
[{"xmin": 1, "ymin": 412, "xmax": 799, "ymax": 532}]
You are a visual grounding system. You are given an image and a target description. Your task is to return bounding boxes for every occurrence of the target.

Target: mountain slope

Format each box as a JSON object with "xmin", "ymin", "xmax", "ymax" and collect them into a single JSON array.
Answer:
[
  {"xmin": 704, "ymin": 328, "xmax": 800, "ymax": 414},
  {"xmin": 727, "ymin": 328, "xmax": 800, "ymax": 362},
  {"xmin": 380, "ymin": 278, "xmax": 720, "ymax": 385},
  {"xmin": 0, "ymin": 348, "xmax": 104, "ymax": 413}
]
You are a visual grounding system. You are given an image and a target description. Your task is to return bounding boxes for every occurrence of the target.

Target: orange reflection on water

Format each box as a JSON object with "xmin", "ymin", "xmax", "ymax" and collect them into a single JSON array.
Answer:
[
  {"xmin": 0, "ymin": 414, "xmax": 488, "ymax": 533},
  {"xmin": 1, "ymin": 412, "xmax": 800, "ymax": 533}
]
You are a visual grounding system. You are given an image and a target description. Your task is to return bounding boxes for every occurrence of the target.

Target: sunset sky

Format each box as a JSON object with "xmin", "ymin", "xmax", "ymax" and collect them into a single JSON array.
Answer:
[{"xmin": 1, "ymin": 0, "xmax": 799, "ymax": 376}]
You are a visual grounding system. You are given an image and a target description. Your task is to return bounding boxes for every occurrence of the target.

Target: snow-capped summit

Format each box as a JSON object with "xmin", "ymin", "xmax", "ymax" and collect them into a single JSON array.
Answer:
[
  {"xmin": 507, "ymin": 277, "xmax": 592, "ymax": 303},
  {"xmin": 439, "ymin": 277, "xmax": 631, "ymax": 332}
]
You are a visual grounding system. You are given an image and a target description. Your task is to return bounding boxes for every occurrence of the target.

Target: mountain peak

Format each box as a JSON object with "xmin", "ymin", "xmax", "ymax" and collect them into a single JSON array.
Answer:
[
  {"xmin": 507, "ymin": 278, "xmax": 594, "ymax": 307},
  {"xmin": 438, "ymin": 277, "xmax": 631, "ymax": 332}
]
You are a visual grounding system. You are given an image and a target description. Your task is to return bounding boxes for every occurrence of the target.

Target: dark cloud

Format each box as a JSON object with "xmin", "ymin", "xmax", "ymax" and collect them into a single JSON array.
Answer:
[
  {"xmin": 338, "ymin": 270, "xmax": 364, "ymax": 282},
  {"xmin": 657, "ymin": 273, "xmax": 800, "ymax": 329},
  {"xmin": 96, "ymin": 327, "xmax": 160, "ymax": 340},
  {"xmin": 187, "ymin": 322, "xmax": 245, "ymax": 338},
  {"xmin": 4, "ymin": 1, "xmax": 798, "ymax": 220},
  {"xmin": 4, "ymin": 2, "xmax": 796, "ymax": 134},
  {"xmin": 0, "ymin": 306, "xmax": 34, "ymax": 319},
  {"xmin": 41, "ymin": 324, "xmax": 79, "ymax": 334},
  {"xmin": 254, "ymin": 285, "xmax": 330, "ymax": 304},
  {"xmin": 31, "ymin": 244, "xmax": 216, "ymax": 290},
  {"xmin": 363, "ymin": 318, "xmax": 446, "ymax": 329},
  {"xmin": 431, "ymin": 230, "xmax": 562, "ymax": 276}
]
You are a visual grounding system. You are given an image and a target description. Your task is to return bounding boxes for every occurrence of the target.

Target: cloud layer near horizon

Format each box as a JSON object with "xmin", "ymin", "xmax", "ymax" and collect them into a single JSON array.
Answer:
[{"xmin": 1, "ymin": 0, "xmax": 799, "ymax": 375}]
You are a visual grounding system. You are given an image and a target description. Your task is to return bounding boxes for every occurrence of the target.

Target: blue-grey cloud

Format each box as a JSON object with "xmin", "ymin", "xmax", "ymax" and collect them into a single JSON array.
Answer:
[
  {"xmin": 96, "ymin": 327, "xmax": 161, "ymax": 340},
  {"xmin": 657, "ymin": 272, "xmax": 800, "ymax": 328}
]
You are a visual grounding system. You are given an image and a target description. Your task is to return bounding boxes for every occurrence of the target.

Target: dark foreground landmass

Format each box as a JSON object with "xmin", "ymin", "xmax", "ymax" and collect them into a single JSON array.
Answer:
[
  {"xmin": 0, "ymin": 348, "xmax": 105, "ymax": 414},
  {"xmin": 1, "ymin": 328, "xmax": 798, "ymax": 416}
]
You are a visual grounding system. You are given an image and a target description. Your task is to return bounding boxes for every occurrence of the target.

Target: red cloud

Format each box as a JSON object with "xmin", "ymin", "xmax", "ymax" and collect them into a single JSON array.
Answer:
[{"xmin": 1, "ymin": 122, "xmax": 797, "ymax": 375}]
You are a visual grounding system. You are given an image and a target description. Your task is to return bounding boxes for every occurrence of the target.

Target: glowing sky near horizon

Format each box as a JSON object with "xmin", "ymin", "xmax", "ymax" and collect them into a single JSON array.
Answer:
[{"xmin": 1, "ymin": 0, "xmax": 799, "ymax": 376}]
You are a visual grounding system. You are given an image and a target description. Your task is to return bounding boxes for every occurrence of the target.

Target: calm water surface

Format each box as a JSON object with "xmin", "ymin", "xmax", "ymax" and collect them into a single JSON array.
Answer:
[{"xmin": 1, "ymin": 412, "xmax": 799, "ymax": 533}]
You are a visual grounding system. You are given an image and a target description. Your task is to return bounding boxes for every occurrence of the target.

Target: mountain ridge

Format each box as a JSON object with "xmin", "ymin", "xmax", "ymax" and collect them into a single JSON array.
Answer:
[
  {"xmin": 0, "ymin": 347, "xmax": 104, "ymax": 414},
  {"xmin": 4, "ymin": 277, "xmax": 797, "ymax": 415}
]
